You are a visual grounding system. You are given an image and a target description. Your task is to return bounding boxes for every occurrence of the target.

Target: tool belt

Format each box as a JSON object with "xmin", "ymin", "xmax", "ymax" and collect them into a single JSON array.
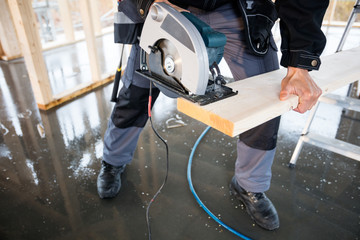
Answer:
[
  {"xmin": 237, "ymin": 0, "xmax": 278, "ymax": 56},
  {"xmin": 114, "ymin": 0, "xmax": 154, "ymax": 44}
]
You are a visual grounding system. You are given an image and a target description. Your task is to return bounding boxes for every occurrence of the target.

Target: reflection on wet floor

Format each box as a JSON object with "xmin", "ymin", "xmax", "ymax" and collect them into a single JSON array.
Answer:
[{"xmin": 0, "ymin": 30, "xmax": 360, "ymax": 239}]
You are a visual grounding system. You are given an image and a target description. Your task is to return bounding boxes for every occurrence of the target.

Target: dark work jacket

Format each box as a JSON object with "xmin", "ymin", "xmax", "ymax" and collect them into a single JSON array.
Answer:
[
  {"xmin": 275, "ymin": 0, "xmax": 329, "ymax": 71},
  {"xmin": 132, "ymin": 0, "xmax": 329, "ymax": 70}
]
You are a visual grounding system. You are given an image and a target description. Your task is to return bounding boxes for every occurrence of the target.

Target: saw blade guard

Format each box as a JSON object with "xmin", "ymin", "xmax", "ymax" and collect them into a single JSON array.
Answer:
[{"xmin": 139, "ymin": 2, "xmax": 209, "ymax": 95}]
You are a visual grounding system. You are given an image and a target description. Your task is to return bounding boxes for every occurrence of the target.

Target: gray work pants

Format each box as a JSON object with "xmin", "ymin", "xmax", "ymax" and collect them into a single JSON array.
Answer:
[{"xmin": 103, "ymin": 2, "xmax": 280, "ymax": 193}]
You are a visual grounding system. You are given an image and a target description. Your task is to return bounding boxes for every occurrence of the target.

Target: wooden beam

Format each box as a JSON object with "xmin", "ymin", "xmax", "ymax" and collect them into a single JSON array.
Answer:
[
  {"xmin": 177, "ymin": 47, "xmax": 360, "ymax": 137},
  {"xmin": 57, "ymin": 0, "xmax": 75, "ymax": 42},
  {"xmin": 37, "ymin": 75, "xmax": 114, "ymax": 110},
  {"xmin": 90, "ymin": 0, "xmax": 102, "ymax": 35},
  {"xmin": 0, "ymin": 0, "xmax": 22, "ymax": 60},
  {"xmin": 0, "ymin": 41, "xmax": 4, "ymax": 57},
  {"xmin": 79, "ymin": 0, "xmax": 101, "ymax": 81},
  {"xmin": 8, "ymin": 0, "xmax": 53, "ymax": 105}
]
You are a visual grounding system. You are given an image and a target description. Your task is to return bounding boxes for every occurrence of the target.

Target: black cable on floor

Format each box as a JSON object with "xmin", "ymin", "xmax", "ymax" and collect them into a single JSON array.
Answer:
[{"xmin": 146, "ymin": 83, "xmax": 170, "ymax": 240}]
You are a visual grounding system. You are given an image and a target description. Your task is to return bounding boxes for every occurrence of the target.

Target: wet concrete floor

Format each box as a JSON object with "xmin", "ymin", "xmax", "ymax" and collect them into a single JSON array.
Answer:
[{"xmin": 1, "ymin": 28, "xmax": 360, "ymax": 240}]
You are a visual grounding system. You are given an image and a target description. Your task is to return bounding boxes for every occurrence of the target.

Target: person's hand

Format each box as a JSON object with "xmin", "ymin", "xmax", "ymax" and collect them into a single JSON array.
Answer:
[
  {"xmin": 153, "ymin": 0, "xmax": 189, "ymax": 12},
  {"xmin": 279, "ymin": 67, "xmax": 322, "ymax": 113}
]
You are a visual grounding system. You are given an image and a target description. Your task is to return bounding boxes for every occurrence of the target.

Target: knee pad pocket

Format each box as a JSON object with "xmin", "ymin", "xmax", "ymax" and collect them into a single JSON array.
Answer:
[
  {"xmin": 111, "ymin": 84, "xmax": 159, "ymax": 128},
  {"xmin": 239, "ymin": 116, "xmax": 281, "ymax": 150}
]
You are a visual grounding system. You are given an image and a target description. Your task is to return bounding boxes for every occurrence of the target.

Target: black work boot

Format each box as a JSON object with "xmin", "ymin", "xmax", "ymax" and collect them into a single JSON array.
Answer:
[
  {"xmin": 229, "ymin": 176, "xmax": 279, "ymax": 230},
  {"xmin": 97, "ymin": 161, "xmax": 126, "ymax": 199}
]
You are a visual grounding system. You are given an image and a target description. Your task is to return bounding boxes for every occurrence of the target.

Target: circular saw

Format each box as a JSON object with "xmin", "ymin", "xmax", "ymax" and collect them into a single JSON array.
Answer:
[{"xmin": 137, "ymin": 2, "xmax": 237, "ymax": 105}]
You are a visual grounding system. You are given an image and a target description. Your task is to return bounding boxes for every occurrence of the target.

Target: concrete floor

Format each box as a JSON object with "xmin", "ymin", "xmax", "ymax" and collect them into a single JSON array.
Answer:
[{"xmin": 0, "ymin": 26, "xmax": 360, "ymax": 240}]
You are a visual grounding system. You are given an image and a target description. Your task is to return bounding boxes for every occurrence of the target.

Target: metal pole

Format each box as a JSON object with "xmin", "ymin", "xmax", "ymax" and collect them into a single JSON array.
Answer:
[
  {"xmin": 336, "ymin": 0, "xmax": 360, "ymax": 52},
  {"xmin": 289, "ymin": 103, "xmax": 320, "ymax": 168},
  {"xmin": 336, "ymin": 0, "xmax": 360, "ymax": 97}
]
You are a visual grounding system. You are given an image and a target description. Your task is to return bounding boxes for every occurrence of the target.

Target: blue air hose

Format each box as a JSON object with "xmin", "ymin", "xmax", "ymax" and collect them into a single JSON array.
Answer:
[{"xmin": 187, "ymin": 126, "xmax": 252, "ymax": 240}]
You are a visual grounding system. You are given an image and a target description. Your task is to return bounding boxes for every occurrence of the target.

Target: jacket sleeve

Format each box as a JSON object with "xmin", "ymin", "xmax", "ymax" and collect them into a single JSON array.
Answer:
[{"xmin": 275, "ymin": 0, "xmax": 329, "ymax": 70}]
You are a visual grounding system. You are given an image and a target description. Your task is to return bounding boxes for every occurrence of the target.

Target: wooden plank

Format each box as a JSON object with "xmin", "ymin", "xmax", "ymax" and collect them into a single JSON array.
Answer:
[
  {"xmin": 8, "ymin": 0, "xmax": 53, "ymax": 105},
  {"xmin": 37, "ymin": 74, "xmax": 114, "ymax": 110},
  {"xmin": 79, "ymin": 0, "xmax": 101, "ymax": 81},
  {"xmin": 57, "ymin": 0, "xmax": 75, "ymax": 42},
  {"xmin": 177, "ymin": 47, "xmax": 360, "ymax": 137},
  {"xmin": 0, "ymin": 0, "xmax": 22, "ymax": 60}
]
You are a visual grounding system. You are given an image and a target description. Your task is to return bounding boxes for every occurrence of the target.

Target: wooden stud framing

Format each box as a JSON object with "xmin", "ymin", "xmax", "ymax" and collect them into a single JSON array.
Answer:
[
  {"xmin": 5, "ymin": 0, "xmax": 115, "ymax": 110},
  {"xmin": 41, "ymin": 0, "xmax": 114, "ymax": 110},
  {"xmin": 90, "ymin": 0, "xmax": 102, "ymax": 35},
  {"xmin": 177, "ymin": 47, "xmax": 360, "ymax": 137},
  {"xmin": 57, "ymin": 0, "xmax": 75, "ymax": 42},
  {"xmin": 79, "ymin": 0, "xmax": 101, "ymax": 81},
  {"xmin": 0, "ymin": 0, "xmax": 22, "ymax": 60},
  {"xmin": 38, "ymin": 75, "xmax": 114, "ymax": 110},
  {"xmin": 0, "ymin": 41, "xmax": 4, "ymax": 57},
  {"xmin": 8, "ymin": 0, "xmax": 54, "ymax": 106}
]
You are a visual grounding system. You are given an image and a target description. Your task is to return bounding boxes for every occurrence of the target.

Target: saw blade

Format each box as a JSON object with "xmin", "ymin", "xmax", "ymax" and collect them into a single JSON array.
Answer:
[
  {"xmin": 158, "ymin": 39, "xmax": 182, "ymax": 80},
  {"xmin": 147, "ymin": 39, "xmax": 189, "ymax": 95}
]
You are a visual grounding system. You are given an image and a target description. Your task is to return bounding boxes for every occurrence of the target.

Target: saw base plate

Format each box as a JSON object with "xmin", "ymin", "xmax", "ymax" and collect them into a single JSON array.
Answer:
[{"xmin": 136, "ymin": 70, "xmax": 238, "ymax": 106}]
